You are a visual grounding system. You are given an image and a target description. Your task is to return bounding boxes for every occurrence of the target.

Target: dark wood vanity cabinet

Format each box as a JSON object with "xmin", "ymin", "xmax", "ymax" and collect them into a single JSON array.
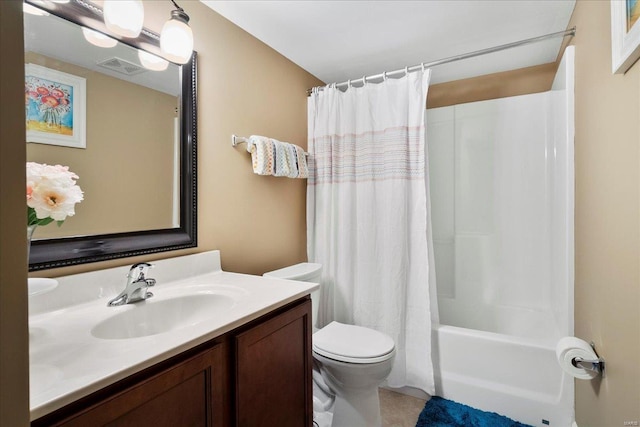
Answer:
[
  {"xmin": 32, "ymin": 297, "xmax": 312, "ymax": 427},
  {"xmin": 235, "ymin": 298, "xmax": 313, "ymax": 427}
]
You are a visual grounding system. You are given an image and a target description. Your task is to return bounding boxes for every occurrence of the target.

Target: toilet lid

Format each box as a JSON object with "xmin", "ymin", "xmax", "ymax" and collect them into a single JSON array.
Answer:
[{"xmin": 313, "ymin": 321, "xmax": 395, "ymax": 364}]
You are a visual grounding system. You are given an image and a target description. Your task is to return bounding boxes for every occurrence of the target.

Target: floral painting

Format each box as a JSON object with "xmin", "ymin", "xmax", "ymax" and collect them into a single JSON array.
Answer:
[
  {"xmin": 25, "ymin": 64, "xmax": 86, "ymax": 148},
  {"xmin": 628, "ymin": 0, "xmax": 640, "ymax": 31}
]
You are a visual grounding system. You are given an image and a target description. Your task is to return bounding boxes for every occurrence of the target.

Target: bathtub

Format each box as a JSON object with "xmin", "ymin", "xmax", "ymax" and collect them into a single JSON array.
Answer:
[{"xmin": 432, "ymin": 324, "xmax": 574, "ymax": 427}]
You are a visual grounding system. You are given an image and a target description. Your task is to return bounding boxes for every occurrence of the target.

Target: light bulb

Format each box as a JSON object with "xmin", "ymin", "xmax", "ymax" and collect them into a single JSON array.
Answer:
[
  {"xmin": 138, "ymin": 50, "xmax": 169, "ymax": 71},
  {"xmin": 82, "ymin": 27, "xmax": 118, "ymax": 48},
  {"xmin": 160, "ymin": 9, "xmax": 193, "ymax": 65},
  {"xmin": 103, "ymin": 0, "xmax": 144, "ymax": 38}
]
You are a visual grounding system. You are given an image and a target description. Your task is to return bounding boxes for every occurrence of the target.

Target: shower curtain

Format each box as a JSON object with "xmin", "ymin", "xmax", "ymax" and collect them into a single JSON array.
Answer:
[{"xmin": 307, "ymin": 70, "xmax": 435, "ymax": 394}]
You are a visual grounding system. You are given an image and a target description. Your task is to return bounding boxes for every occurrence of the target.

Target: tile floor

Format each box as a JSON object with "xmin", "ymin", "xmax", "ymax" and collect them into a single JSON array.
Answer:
[{"xmin": 379, "ymin": 388, "xmax": 428, "ymax": 427}]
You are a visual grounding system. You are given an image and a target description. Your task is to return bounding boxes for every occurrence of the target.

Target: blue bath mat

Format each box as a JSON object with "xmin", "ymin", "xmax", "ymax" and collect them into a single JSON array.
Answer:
[{"xmin": 415, "ymin": 396, "xmax": 532, "ymax": 427}]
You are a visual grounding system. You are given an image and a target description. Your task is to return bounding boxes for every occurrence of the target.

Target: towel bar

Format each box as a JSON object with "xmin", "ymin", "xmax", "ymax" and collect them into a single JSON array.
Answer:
[{"xmin": 231, "ymin": 135, "xmax": 250, "ymax": 146}]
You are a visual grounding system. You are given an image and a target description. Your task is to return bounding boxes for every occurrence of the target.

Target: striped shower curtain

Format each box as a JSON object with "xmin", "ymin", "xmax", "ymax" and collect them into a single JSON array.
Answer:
[{"xmin": 307, "ymin": 70, "xmax": 435, "ymax": 394}]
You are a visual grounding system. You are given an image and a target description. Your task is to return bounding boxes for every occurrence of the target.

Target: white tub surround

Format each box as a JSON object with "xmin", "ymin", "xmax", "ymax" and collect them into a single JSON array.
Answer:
[
  {"xmin": 28, "ymin": 250, "xmax": 318, "ymax": 420},
  {"xmin": 427, "ymin": 46, "xmax": 575, "ymax": 427}
]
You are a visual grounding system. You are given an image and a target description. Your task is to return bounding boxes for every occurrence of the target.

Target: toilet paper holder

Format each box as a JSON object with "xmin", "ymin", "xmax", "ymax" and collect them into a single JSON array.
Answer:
[{"xmin": 571, "ymin": 341, "xmax": 605, "ymax": 377}]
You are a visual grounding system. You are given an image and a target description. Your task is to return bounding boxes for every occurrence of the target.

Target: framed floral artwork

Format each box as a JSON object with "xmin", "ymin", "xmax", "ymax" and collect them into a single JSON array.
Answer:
[
  {"xmin": 25, "ymin": 64, "xmax": 86, "ymax": 148},
  {"xmin": 611, "ymin": 0, "xmax": 640, "ymax": 73}
]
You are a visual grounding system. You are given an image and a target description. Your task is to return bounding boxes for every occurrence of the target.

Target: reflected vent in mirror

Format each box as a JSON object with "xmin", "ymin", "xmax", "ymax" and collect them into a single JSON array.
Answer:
[{"xmin": 97, "ymin": 57, "xmax": 147, "ymax": 76}]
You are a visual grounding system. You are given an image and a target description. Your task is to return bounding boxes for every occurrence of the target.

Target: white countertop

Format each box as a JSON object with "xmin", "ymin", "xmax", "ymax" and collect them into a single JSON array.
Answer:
[{"xmin": 29, "ymin": 251, "xmax": 318, "ymax": 421}]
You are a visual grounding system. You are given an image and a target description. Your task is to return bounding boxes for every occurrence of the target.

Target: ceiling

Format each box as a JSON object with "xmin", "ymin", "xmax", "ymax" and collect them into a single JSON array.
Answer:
[{"xmin": 201, "ymin": 0, "xmax": 576, "ymax": 85}]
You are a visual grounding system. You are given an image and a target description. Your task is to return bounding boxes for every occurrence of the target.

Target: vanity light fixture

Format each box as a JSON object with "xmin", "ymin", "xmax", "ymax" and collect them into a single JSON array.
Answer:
[
  {"xmin": 160, "ymin": 0, "xmax": 194, "ymax": 65},
  {"xmin": 138, "ymin": 50, "xmax": 169, "ymax": 71},
  {"xmin": 103, "ymin": 0, "xmax": 144, "ymax": 38},
  {"xmin": 82, "ymin": 27, "xmax": 118, "ymax": 48}
]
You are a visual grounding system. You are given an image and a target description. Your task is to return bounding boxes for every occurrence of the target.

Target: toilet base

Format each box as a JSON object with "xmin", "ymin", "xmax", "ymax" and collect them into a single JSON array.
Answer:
[
  {"xmin": 312, "ymin": 348, "xmax": 394, "ymax": 427},
  {"xmin": 331, "ymin": 388, "xmax": 382, "ymax": 427},
  {"xmin": 313, "ymin": 408, "xmax": 333, "ymax": 427}
]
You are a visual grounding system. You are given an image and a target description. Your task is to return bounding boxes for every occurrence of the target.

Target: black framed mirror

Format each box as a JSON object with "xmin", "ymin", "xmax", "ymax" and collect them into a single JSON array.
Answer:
[{"xmin": 25, "ymin": 0, "xmax": 197, "ymax": 271}]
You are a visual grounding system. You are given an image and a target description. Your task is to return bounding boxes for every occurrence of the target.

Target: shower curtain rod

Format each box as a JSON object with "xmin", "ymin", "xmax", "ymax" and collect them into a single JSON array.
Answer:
[{"xmin": 307, "ymin": 27, "xmax": 576, "ymax": 95}]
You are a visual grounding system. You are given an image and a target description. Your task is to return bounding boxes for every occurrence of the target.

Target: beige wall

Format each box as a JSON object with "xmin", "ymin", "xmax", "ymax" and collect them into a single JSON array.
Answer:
[
  {"xmin": 427, "ymin": 62, "xmax": 557, "ymax": 108},
  {"xmin": 26, "ymin": 52, "xmax": 176, "ymax": 238},
  {"xmin": 569, "ymin": 1, "xmax": 640, "ymax": 425},
  {"xmin": 174, "ymin": 0, "xmax": 323, "ymax": 275},
  {"xmin": 0, "ymin": 1, "xmax": 30, "ymax": 425}
]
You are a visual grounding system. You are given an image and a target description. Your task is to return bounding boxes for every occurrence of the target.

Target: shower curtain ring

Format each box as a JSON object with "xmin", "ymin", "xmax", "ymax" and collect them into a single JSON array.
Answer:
[
  {"xmin": 348, "ymin": 79, "xmax": 352, "ymax": 88},
  {"xmin": 361, "ymin": 76, "xmax": 366, "ymax": 86},
  {"xmin": 405, "ymin": 66, "xmax": 409, "ymax": 76},
  {"xmin": 383, "ymin": 71, "xmax": 387, "ymax": 81},
  {"xmin": 421, "ymin": 62, "xmax": 426, "ymax": 72}
]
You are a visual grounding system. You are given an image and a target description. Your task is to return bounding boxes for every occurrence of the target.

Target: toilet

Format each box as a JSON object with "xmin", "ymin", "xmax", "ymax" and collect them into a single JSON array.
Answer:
[{"xmin": 264, "ymin": 263, "xmax": 395, "ymax": 427}]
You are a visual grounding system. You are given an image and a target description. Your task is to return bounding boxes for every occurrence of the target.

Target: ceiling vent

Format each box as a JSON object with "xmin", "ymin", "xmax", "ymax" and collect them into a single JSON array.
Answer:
[{"xmin": 96, "ymin": 57, "xmax": 147, "ymax": 76}]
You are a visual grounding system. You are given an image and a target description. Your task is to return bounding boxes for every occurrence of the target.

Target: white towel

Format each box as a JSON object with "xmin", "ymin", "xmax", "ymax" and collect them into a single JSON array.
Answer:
[
  {"xmin": 247, "ymin": 135, "xmax": 274, "ymax": 175},
  {"xmin": 295, "ymin": 145, "xmax": 308, "ymax": 179}
]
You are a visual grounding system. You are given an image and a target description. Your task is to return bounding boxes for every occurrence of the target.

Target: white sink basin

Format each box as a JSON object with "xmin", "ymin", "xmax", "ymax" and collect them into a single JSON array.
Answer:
[{"xmin": 91, "ymin": 291, "xmax": 238, "ymax": 340}]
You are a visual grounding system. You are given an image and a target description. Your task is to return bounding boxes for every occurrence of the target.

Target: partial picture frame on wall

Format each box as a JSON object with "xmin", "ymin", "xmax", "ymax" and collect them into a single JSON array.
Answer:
[
  {"xmin": 25, "ymin": 63, "xmax": 86, "ymax": 149},
  {"xmin": 611, "ymin": 0, "xmax": 640, "ymax": 73}
]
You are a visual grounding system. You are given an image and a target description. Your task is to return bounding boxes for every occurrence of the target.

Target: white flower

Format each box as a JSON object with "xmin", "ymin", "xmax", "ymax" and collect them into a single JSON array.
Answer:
[{"xmin": 27, "ymin": 162, "xmax": 83, "ymax": 224}]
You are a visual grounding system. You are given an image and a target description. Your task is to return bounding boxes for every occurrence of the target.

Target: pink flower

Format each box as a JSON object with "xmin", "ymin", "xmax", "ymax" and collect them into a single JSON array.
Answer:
[
  {"xmin": 26, "ymin": 162, "xmax": 83, "ymax": 225},
  {"xmin": 41, "ymin": 95, "xmax": 59, "ymax": 107}
]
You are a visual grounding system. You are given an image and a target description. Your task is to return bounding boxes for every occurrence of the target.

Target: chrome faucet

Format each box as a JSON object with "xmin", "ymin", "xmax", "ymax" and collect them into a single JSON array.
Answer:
[{"xmin": 107, "ymin": 262, "xmax": 156, "ymax": 306}]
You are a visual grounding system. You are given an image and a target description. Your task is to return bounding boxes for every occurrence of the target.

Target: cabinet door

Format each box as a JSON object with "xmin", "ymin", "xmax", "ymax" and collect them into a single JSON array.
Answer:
[
  {"xmin": 235, "ymin": 299, "xmax": 312, "ymax": 427},
  {"xmin": 35, "ymin": 343, "xmax": 228, "ymax": 427}
]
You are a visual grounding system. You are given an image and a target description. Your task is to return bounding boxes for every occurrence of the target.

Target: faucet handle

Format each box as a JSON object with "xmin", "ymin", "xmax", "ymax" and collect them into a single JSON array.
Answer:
[{"xmin": 128, "ymin": 262, "xmax": 154, "ymax": 279}]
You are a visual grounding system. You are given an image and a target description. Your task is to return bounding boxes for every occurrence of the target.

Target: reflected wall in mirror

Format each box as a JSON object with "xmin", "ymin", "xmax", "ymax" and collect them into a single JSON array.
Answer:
[{"xmin": 25, "ymin": 0, "xmax": 197, "ymax": 271}]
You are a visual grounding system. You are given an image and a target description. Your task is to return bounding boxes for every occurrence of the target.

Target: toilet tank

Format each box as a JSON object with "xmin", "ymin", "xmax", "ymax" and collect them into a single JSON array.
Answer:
[{"xmin": 263, "ymin": 263, "xmax": 322, "ymax": 329}]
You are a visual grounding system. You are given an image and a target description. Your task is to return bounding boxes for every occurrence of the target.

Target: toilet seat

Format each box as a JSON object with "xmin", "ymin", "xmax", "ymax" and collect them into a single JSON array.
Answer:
[{"xmin": 313, "ymin": 321, "xmax": 395, "ymax": 364}]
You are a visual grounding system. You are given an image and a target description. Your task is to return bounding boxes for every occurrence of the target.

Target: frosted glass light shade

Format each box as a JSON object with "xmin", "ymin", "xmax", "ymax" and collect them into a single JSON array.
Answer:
[
  {"xmin": 160, "ymin": 11, "xmax": 193, "ymax": 65},
  {"xmin": 103, "ymin": 0, "xmax": 144, "ymax": 38},
  {"xmin": 82, "ymin": 27, "xmax": 118, "ymax": 48},
  {"xmin": 138, "ymin": 50, "xmax": 169, "ymax": 71}
]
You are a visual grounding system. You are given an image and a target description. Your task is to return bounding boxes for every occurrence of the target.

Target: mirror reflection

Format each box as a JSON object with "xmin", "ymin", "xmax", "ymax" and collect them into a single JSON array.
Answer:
[{"xmin": 24, "ymin": 10, "xmax": 182, "ymax": 240}]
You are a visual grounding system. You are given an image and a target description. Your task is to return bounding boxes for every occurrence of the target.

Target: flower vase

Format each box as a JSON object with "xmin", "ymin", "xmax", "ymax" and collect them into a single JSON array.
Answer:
[{"xmin": 27, "ymin": 224, "xmax": 37, "ymax": 263}]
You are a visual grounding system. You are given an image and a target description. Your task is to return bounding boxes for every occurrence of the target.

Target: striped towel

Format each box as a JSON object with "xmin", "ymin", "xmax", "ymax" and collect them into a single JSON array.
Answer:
[
  {"xmin": 295, "ymin": 145, "xmax": 308, "ymax": 179},
  {"xmin": 273, "ymin": 140, "xmax": 289, "ymax": 177},
  {"xmin": 247, "ymin": 135, "xmax": 275, "ymax": 175},
  {"xmin": 286, "ymin": 144, "xmax": 299, "ymax": 178}
]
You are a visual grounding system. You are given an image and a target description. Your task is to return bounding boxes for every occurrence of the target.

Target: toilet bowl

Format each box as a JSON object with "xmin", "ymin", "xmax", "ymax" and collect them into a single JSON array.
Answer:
[
  {"xmin": 264, "ymin": 263, "xmax": 396, "ymax": 427},
  {"xmin": 313, "ymin": 321, "xmax": 395, "ymax": 426}
]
